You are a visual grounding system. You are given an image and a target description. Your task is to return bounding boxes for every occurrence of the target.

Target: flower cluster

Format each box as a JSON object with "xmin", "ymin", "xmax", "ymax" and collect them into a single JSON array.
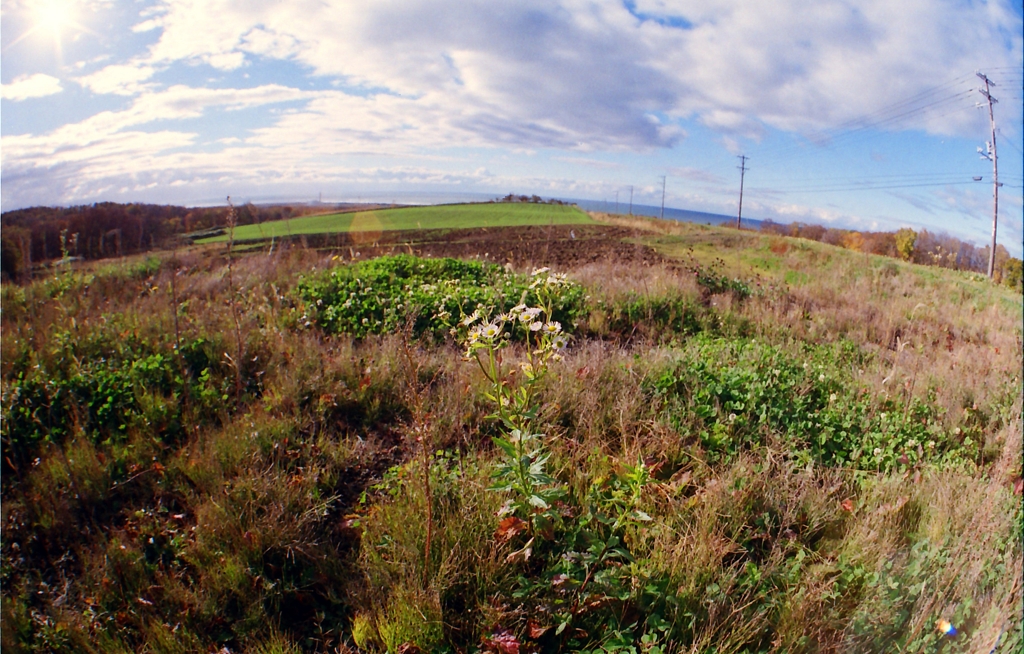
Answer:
[
  {"xmin": 459, "ymin": 303, "xmax": 567, "ymax": 361},
  {"xmin": 529, "ymin": 266, "xmax": 572, "ymax": 291}
]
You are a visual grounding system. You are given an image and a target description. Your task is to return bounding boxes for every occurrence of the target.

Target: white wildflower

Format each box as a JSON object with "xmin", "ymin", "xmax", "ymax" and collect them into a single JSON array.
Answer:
[{"xmin": 520, "ymin": 307, "xmax": 542, "ymax": 323}]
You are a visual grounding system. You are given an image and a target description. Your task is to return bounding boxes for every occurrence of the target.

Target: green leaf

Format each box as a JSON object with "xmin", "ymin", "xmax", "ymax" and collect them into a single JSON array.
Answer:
[
  {"xmin": 528, "ymin": 494, "xmax": 550, "ymax": 509},
  {"xmin": 492, "ymin": 437, "xmax": 517, "ymax": 458}
]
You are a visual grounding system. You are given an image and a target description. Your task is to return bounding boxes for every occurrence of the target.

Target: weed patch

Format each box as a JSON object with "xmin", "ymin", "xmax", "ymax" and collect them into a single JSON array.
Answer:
[
  {"xmin": 297, "ymin": 254, "xmax": 587, "ymax": 340},
  {"xmin": 650, "ymin": 336, "xmax": 981, "ymax": 471}
]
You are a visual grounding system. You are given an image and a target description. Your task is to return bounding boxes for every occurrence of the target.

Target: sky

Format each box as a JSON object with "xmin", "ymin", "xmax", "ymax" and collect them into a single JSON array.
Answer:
[{"xmin": 2, "ymin": 0, "xmax": 1022, "ymax": 255}]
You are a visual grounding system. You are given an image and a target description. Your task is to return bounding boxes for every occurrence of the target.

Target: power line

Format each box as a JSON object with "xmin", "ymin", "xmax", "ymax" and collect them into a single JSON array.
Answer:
[
  {"xmin": 748, "ymin": 169, "xmax": 1020, "ymax": 194},
  {"xmin": 756, "ymin": 90, "xmax": 978, "ymax": 164},
  {"xmin": 752, "ymin": 74, "xmax": 982, "ymax": 164},
  {"xmin": 754, "ymin": 180, "xmax": 984, "ymax": 194},
  {"xmin": 821, "ymin": 74, "xmax": 975, "ymax": 133},
  {"xmin": 997, "ymin": 129, "xmax": 1023, "ymax": 157},
  {"xmin": 759, "ymin": 171, "xmax": 1002, "ymax": 183}
]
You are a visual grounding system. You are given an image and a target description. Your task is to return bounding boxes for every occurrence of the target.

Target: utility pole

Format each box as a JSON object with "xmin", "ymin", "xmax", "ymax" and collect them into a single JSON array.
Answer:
[
  {"xmin": 659, "ymin": 175, "xmax": 666, "ymax": 220},
  {"xmin": 736, "ymin": 155, "xmax": 748, "ymax": 230},
  {"xmin": 616, "ymin": 190, "xmax": 619, "ymax": 214},
  {"xmin": 628, "ymin": 185, "xmax": 633, "ymax": 215},
  {"xmin": 976, "ymin": 72, "xmax": 1000, "ymax": 279}
]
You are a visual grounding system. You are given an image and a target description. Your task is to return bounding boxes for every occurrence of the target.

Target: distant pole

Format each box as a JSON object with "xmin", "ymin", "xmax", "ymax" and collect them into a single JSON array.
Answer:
[
  {"xmin": 615, "ymin": 190, "xmax": 619, "ymax": 214},
  {"xmin": 977, "ymin": 72, "xmax": 1000, "ymax": 279},
  {"xmin": 659, "ymin": 176, "xmax": 666, "ymax": 220},
  {"xmin": 628, "ymin": 185, "xmax": 633, "ymax": 215},
  {"xmin": 736, "ymin": 155, "xmax": 748, "ymax": 230}
]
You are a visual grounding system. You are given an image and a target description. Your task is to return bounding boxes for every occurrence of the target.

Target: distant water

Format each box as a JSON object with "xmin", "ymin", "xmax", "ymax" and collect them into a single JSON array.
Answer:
[{"xmin": 569, "ymin": 199, "xmax": 762, "ymax": 230}]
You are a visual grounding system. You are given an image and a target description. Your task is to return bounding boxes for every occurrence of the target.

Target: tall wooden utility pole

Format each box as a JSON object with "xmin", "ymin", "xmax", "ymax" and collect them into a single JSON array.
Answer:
[
  {"xmin": 976, "ymin": 72, "xmax": 1000, "ymax": 279},
  {"xmin": 736, "ymin": 155, "xmax": 748, "ymax": 229},
  {"xmin": 628, "ymin": 185, "xmax": 633, "ymax": 215},
  {"xmin": 659, "ymin": 176, "xmax": 666, "ymax": 220}
]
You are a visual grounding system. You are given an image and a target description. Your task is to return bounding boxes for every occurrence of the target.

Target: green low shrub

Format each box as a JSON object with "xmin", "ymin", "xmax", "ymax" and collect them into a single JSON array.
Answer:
[
  {"xmin": 2, "ymin": 334, "xmax": 235, "ymax": 463},
  {"xmin": 650, "ymin": 336, "xmax": 978, "ymax": 471},
  {"xmin": 296, "ymin": 254, "xmax": 587, "ymax": 340}
]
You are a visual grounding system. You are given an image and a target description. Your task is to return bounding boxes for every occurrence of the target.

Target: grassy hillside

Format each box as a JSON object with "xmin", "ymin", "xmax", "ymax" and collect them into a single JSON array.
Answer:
[
  {"xmin": 196, "ymin": 203, "xmax": 595, "ymax": 243},
  {"xmin": 2, "ymin": 216, "xmax": 1020, "ymax": 653}
]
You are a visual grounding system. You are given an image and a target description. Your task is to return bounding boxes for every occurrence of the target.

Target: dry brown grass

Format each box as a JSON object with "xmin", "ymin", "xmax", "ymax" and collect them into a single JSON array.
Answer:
[
  {"xmin": 738, "ymin": 254, "xmax": 1022, "ymax": 438},
  {"xmin": 2, "ymin": 230, "xmax": 1020, "ymax": 653}
]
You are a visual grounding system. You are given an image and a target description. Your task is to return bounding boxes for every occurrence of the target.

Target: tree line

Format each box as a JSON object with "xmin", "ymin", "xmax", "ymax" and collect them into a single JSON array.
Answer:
[
  {"xmin": 0, "ymin": 202, "xmax": 329, "ymax": 280},
  {"xmin": 759, "ymin": 219, "xmax": 1023, "ymax": 292}
]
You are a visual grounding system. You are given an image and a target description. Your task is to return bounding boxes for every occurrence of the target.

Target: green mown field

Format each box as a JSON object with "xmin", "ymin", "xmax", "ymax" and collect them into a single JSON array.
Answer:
[{"xmin": 196, "ymin": 202, "xmax": 595, "ymax": 243}]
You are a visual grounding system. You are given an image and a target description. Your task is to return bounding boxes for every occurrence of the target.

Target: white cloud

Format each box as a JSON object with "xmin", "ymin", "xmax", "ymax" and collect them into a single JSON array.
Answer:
[
  {"xmin": 122, "ymin": 0, "xmax": 1020, "ymax": 151},
  {"xmin": 76, "ymin": 63, "xmax": 156, "ymax": 95},
  {"xmin": 130, "ymin": 1, "xmax": 687, "ymax": 150},
  {"xmin": 552, "ymin": 157, "xmax": 624, "ymax": 169},
  {"xmin": 132, "ymin": 18, "xmax": 162, "ymax": 33},
  {"xmin": 1, "ymin": 73, "xmax": 62, "ymax": 101},
  {"xmin": 241, "ymin": 27, "xmax": 302, "ymax": 60},
  {"xmin": 206, "ymin": 51, "xmax": 246, "ymax": 71},
  {"xmin": 637, "ymin": 0, "xmax": 1022, "ymax": 135},
  {"xmin": 0, "ymin": 83, "xmax": 319, "ymax": 204}
]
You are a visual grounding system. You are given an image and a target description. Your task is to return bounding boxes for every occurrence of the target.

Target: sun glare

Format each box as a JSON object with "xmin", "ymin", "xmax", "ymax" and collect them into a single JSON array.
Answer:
[
  {"xmin": 3, "ymin": 0, "xmax": 90, "ymax": 60},
  {"xmin": 33, "ymin": 0, "xmax": 78, "ymax": 39}
]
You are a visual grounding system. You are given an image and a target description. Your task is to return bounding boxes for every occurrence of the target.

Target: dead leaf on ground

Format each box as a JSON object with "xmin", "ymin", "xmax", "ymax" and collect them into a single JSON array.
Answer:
[
  {"xmin": 495, "ymin": 516, "xmax": 528, "ymax": 544},
  {"xmin": 527, "ymin": 621, "xmax": 549, "ymax": 639}
]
